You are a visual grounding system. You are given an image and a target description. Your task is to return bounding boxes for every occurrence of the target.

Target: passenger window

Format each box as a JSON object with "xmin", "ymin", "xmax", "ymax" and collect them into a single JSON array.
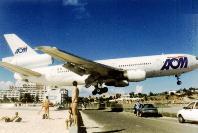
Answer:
[
  {"xmin": 187, "ymin": 102, "xmax": 195, "ymax": 109},
  {"xmin": 195, "ymin": 102, "xmax": 198, "ymax": 109}
]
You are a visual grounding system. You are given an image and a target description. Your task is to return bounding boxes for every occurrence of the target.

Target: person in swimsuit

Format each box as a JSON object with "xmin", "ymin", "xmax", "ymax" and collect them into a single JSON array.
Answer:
[
  {"xmin": 0, "ymin": 112, "xmax": 22, "ymax": 122},
  {"xmin": 41, "ymin": 96, "xmax": 50, "ymax": 119}
]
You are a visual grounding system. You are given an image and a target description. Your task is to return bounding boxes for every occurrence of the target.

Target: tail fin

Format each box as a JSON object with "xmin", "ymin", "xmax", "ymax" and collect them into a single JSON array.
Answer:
[{"xmin": 4, "ymin": 34, "xmax": 38, "ymax": 56}]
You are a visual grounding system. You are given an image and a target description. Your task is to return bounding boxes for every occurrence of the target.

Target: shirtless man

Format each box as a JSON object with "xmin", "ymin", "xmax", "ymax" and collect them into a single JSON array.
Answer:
[
  {"xmin": 71, "ymin": 81, "xmax": 79, "ymax": 126},
  {"xmin": 41, "ymin": 96, "xmax": 50, "ymax": 119}
]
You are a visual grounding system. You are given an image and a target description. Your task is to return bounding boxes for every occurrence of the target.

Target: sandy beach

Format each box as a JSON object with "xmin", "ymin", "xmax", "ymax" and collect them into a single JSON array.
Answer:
[
  {"xmin": 0, "ymin": 105, "xmax": 69, "ymax": 133},
  {"xmin": 0, "ymin": 104, "xmax": 104, "ymax": 133}
]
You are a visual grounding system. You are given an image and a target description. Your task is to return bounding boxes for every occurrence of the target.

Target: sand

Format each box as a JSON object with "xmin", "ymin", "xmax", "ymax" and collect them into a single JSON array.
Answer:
[
  {"xmin": 0, "ymin": 104, "xmax": 104, "ymax": 133},
  {"xmin": 0, "ymin": 106, "xmax": 68, "ymax": 133}
]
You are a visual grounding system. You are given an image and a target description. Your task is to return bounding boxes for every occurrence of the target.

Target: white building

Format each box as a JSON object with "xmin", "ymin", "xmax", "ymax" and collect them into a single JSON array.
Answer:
[
  {"xmin": 20, "ymin": 88, "xmax": 47, "ymax": 101},
  {"xmin": 0, "ymin": 89, "xmax": 20, "ymax": 100},
  {"xmin": 168, "ymin": 90, "xmax": 177, "ymax": 95},
  {"xmin": 0, "ymin": 81, "xmax": 69, "ymax": 102},
  {"xmin": 0, "ymin": 81, "xmax": 47, "ymax": 101},
  {"xmin": 46, "ymin": 88, "xmax": 68, "ymax": 104}
]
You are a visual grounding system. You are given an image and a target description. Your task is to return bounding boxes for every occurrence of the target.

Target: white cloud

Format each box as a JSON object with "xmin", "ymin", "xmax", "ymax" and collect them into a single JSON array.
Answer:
[
  {"xmin": 62, "ymin": 0, "xmax": 90, "ymax": 19},
  {"xmin": 0, "ymin": 81, "xmax": 14, "ymax": 90},
  {"xmin": 62, "ymin": 0, "xmax": 80, "ymax": 6},
  {"xmin": 73, "ymin": 6, "xmax": 90, "ymax": 19},
  {"xmin": 134, "ymin": 85, "xmax": 143, "ymax": 94}
]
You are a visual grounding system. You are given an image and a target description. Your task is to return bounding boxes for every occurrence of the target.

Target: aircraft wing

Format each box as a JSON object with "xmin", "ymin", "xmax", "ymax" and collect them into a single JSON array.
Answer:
[
  {"xmin": 36, "ymin": 46, "xmax": 124, "ymax": 77},
  {"xmin": 0, "ymin": 61, "xmax": 42, "ymax": 77}
]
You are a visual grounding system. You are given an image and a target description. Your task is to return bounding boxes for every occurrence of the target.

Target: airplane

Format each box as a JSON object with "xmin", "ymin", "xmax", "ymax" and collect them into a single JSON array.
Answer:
[{"xmin": 0, "ymin": 34, "xmax": 198, "ymax": 95}]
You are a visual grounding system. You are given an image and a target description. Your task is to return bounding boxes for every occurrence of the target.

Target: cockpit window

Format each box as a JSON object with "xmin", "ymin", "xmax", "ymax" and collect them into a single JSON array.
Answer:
[{"xmin": 196, "ymin": 57, "xmax": 198, "ymax": 60}]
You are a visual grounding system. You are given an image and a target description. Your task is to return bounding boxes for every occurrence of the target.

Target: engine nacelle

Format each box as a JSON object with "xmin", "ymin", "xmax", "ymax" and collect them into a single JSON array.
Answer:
[
  {"xmin": 2, "ymin": 54, "xmax": 53, "ymax": 68},
  {"xmin": 124, "ymin": 69, "xmax": 146, "ymax": 82},
  {"xmin": 105, "ymin": 80, "xmax": 129, "ymax": 87}
]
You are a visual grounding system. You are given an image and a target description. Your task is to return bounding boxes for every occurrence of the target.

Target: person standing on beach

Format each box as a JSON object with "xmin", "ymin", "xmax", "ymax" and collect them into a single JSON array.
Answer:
[
  {"xmin": 71, "ymin": 81, "xmax": 79, "ymax": 126},
  {"xmin": 42, "ymin": 96, "xmax": 50, "ymax": 119}
]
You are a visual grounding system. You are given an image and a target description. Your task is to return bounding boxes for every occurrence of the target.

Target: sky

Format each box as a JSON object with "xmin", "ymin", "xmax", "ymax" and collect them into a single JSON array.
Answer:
[{"xmin": 0, "ymin": 0, "xmax": 198, "ymax": 96}]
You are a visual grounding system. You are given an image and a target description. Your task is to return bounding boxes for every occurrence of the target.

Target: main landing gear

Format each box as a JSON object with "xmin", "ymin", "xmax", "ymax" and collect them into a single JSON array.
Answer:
[
  {"xmin": 92, "ymin": 85, "xmax": 108, "ymax": 95},
  {"xmin": 175, "ymin": 75, "xmax": 182, "ymax": 85}
]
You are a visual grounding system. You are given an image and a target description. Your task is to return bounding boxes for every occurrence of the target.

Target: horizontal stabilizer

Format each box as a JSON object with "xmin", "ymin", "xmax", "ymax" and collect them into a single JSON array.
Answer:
[{"xmin": 0, "ymin": 61, "xmax": 42, "ymax": 77}]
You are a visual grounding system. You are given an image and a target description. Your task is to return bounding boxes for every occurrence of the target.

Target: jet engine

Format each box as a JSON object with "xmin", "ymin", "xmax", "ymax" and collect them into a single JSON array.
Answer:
[
  {"xmin": 124, "ymin": 69, "xmax": 146, "ymax": 82},
  {"xmin": 105, "ymin": 80, "xmax": 129, "ymax": 87}
]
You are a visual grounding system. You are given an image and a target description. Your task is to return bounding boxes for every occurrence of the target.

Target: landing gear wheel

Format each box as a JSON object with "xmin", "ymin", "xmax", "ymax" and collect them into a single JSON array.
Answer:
[
  {"xmin": 175, "ymin": 75, "xmax": 182, "ymax": 85},
  {"xmin": 92, "ymin": 90, "xmax": 97, "ymax": 95},
  {"xmin": 103, "ymin": 87, "xmax": 108, "ymax": 93},
  {"xmin": 97, "ymin": 88, "xmax": 103, "ymax": 95},
  {"xmin": 92, "ymin": 82, "xmax": 109, "ymax": 95},
  {"xmin": 177, "ymin": 81, "xmax": 182, "ymax": 85},
  {"xmin": 85, "ymin": 84, "xmax": 91, "ymax": 88}
]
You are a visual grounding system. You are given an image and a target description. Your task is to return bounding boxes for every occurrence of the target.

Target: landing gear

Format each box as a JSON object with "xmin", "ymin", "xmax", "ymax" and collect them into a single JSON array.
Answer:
[
  {"xmin": 92, "ymin": 90, "xmax": 97, "ymax": 95},
  {"xmin": 85, "ymin": 84, "xmax": 91, "ymax": 88},
  {"xmin": 92, "ymin": 85, "xmax": 108, "ymax": 95},
  {"xmin": 175, "ymin": 75, "xmax": 182, "ymax": 85},
  {"xmin": 177, "ymin": 81, "xmax": 182, "ymax": 85}
]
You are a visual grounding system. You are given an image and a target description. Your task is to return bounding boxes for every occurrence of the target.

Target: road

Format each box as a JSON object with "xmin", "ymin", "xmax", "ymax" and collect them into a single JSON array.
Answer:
[{"xmin": 81, "ymin": 110, "xmax": 198, "ymax": 133}]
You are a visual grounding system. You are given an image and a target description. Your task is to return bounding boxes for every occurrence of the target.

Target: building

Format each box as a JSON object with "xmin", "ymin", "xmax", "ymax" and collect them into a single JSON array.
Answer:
[
  {"xmin": 0, "ymin": 82, "xmax": 47, "ymax": 101},
  {"xmin": 168, "ymin": 90, "xmax": 177, "ymax": 95},
  {"xmin": 0, "ymin": 81, "xmax": 69, "ymax": 102},
  {"xmin": 46, "ymin": 88, "xmax": 68, "ymax": 104},
  {"xmin": 20, "ymin": 88, "xmax": 47, "ymax": 101},
  {"xmin": 0, "ymin": 88, "xmax": 47, "ymax": 101},
  {"xmin": 0, "ymin": 89, "xmax": 20, "ymax": 100}
]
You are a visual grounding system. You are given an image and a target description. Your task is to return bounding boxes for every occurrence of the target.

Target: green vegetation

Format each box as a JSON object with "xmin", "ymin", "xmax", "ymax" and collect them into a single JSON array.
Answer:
[{"xmin": 20, "ymin": 93, "xmax": 34, "ymax": 103}]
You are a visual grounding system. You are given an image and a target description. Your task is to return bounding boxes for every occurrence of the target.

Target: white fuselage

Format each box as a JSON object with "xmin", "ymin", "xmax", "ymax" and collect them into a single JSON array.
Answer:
[{"xmin": 14, "ymin": 54, "xmax": 198, "ymax": 86}]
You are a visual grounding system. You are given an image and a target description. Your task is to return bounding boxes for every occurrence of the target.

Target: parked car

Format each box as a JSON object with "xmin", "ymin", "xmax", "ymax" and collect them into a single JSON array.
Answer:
[
  {"xmin": 177, "ymin": 101, "xmax": 198, "ymax": 123},
  {"xmin": 139, "ymin": 104, "xmax": 158, "ymax": 117}
]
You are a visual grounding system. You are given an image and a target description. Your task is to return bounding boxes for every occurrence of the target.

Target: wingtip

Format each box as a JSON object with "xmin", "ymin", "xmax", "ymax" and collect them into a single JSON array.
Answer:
[{"xmin": 3, "ymin": 33, "xmax": 16, "ymax": 38}]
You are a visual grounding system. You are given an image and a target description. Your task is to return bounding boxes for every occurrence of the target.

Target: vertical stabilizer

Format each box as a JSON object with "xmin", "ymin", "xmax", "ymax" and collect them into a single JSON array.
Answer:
[{"xmin": 4, "ymin": 34, "xmax": 38, "ymax": 56}]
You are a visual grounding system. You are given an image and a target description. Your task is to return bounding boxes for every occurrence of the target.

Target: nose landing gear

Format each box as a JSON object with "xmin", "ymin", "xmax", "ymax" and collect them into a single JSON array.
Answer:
[{"xmin": 175, "ymin": 75, "xmax": 182, "ymax": 85}]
